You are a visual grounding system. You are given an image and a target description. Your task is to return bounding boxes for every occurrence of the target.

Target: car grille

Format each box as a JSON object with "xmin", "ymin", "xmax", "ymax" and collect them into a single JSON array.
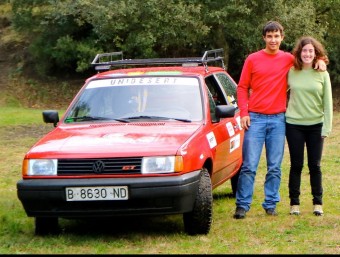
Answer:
[{"xmin": 58, "ymin": 158, "xmax": 142, "ymax": 175}]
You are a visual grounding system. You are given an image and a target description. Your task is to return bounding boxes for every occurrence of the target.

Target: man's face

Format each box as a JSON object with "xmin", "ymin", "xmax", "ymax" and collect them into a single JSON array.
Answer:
[{"xmin": 263, "ymin": 30, "xmax": 284, "ymax": 54}]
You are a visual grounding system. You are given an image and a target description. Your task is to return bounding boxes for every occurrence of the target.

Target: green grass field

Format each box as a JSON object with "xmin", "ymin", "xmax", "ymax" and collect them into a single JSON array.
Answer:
[{"xmin": 0, "ymin": 107, "xmax": 339, "ymax": 254}]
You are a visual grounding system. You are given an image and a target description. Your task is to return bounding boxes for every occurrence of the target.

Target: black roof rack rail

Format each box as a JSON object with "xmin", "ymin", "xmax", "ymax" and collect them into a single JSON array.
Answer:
[{"xmin": 91, "ymin": 48, "xmax": 225, "ymax": 72}]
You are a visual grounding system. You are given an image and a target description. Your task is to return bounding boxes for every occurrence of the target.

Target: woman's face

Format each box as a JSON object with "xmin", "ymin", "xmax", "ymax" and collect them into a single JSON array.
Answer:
[{"xmin": 300, "ymin": 43, "xmax": 315, "ymax": 66}]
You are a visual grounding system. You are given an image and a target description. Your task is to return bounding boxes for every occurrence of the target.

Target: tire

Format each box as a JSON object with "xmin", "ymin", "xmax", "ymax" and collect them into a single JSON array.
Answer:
[
  {"xmin": 35, "ymin": 217, "xmax": 59, "ymax": 235},
  {"xmin": 183, "ymin": 168, "xmax": 212, "ymax": 235},
  {"xmin": 230, "ymin": 168, "xmax": 240, "ymax": 198}
]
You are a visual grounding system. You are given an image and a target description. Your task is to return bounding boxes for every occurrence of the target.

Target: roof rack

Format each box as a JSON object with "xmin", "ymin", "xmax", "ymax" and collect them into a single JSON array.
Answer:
[{"xmin": 91, "ymin": 48, "xmax": 225, "ymax": 72}]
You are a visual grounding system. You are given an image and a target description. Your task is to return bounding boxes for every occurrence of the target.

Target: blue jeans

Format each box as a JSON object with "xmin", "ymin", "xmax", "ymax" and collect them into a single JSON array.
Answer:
[{"xmin": 236, "ymin": 112, "xmax": 286, "ymax": 211}]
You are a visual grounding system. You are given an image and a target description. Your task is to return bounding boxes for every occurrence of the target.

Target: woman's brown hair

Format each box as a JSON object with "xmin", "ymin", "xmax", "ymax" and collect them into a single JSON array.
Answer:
[{"xmin": 292, "ymin": 36, "xmax": 327, "ymax": 70}]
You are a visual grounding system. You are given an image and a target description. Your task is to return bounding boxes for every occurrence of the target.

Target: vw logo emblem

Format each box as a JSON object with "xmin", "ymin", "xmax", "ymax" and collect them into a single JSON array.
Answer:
[{"xmin": 93, "ymin": 160, "xmax": 105, "ymax": 173}]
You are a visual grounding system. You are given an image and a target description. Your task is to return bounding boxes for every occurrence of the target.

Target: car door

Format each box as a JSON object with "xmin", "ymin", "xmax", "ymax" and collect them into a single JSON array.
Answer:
[{"xmin": 205, "ymin": 72, "xmax": 243, "ymax": 188}]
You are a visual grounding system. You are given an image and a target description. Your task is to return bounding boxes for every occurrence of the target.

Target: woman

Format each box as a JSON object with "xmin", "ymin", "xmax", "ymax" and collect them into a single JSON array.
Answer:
[{"xmin": 286, "ymin": 36, "xmax": 333, "ymax": 216}]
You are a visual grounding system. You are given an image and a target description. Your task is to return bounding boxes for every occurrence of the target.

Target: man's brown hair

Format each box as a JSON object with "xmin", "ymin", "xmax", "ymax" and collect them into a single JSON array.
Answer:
[{"xmin": 262, "ymin": 21, "xmax": 284, "ymax": 36}]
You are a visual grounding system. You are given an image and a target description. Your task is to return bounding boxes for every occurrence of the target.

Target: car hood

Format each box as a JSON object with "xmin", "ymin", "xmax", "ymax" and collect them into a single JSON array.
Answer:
[{"xmin": 27, "ymin": 122, "xmax": 202, "ymax": 158}]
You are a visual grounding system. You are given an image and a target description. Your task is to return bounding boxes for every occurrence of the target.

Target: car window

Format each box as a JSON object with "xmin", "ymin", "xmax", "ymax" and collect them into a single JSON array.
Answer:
[
  {"xmin": 215, "ymin": 73, "xmax": 238, "ymax": 108},
  {"xmin": 205, "ymin": 75, "xmax": 227, "ymax": 122}
]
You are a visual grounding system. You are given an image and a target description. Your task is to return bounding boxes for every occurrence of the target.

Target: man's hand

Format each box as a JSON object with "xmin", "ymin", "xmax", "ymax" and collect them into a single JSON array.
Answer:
[
  {"xmin": 314, "ymin": 59, "xmax": 327, "ymax": 71},
  {"xmin": 241, "ymin": 116, "xmax": 251, "ymax": 130}
]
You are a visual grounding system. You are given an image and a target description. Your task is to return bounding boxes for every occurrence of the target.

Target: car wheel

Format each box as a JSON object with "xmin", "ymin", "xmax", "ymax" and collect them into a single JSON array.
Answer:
[
  {"xmin": 35, "ymin": 217, "xmax": 59, "ymax": 235},
  {"xmin": 230, "ymin": 168, "xmax": 240, "ymax": 198},
  {"xmin": 183, "ymin": 168, "xmax": 212, "ymax": 235}
]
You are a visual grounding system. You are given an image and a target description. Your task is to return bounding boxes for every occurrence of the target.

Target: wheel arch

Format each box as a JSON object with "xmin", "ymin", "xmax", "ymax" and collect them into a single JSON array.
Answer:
[{"xmin": 202, "ymin": 157, "xmax": 213, "ymax": 177}]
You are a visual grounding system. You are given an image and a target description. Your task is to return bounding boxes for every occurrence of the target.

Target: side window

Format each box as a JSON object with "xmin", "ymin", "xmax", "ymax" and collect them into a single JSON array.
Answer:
[
  {"xmin": 205, "ymin": 75, "xmax": 227, "ymax": 122},
  {"xmin": 215, "ymin": 73, "xmax": 238, "ymax": 108}
]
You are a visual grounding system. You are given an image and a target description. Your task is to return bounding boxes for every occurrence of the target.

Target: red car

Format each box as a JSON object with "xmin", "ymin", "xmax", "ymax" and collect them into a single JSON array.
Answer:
[{"xmin": 17, "ymin": 49, "xmax": 244, "ymax": 235}]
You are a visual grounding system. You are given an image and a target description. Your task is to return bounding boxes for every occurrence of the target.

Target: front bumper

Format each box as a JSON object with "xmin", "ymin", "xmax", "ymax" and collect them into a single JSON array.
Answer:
[{"xmin": 17, "ymin": 170, "xmax": 200, "ymax": 218}]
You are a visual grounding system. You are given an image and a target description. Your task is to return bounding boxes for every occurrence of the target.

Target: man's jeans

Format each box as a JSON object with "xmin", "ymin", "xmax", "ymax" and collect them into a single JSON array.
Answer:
[{"xmin": 236, "ymin": 112, "xmax": 286, "ymax": 211}]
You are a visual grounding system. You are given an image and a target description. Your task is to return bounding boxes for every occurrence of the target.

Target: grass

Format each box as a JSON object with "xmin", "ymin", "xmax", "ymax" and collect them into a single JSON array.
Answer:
[{"xmin": 0, "ymin": 106, "xmax": 339, "ymax": 254}]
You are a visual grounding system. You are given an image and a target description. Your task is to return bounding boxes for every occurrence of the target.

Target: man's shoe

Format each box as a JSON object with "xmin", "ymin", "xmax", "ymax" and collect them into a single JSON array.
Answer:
[
  {"xmin": 313, "ymin": 205, "xmax": 323, "ymax": 216},
  {"xmin": 290, "ymin": 205, "xmax": 300, "ymax": 215},
  {"xmin": 233, "ymin": 207, "xmax": 246, "ymax": 219},
  {"xmin": 265, "ymin": 208, "xmax": 278, "ymax": 216}
]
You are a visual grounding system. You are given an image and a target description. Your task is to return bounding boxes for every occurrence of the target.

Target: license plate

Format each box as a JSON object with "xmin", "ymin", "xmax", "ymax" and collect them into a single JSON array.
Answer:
[{"xmin": 65, "ymin": 186, "xmax": 128, "ymax": 201}]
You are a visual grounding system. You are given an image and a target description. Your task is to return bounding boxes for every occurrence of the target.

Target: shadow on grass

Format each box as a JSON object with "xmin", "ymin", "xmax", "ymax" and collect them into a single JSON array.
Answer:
[
  {"xmin": 39, "ymin": 191, "xmax": 235, "ymax": 237},
  {"xmin": 57, "ymin": 214, "xmax": 184, "ymax": 236},
  {"xmin": 213, "ymin": 191, "xmax": 235, "ymax": 201}
]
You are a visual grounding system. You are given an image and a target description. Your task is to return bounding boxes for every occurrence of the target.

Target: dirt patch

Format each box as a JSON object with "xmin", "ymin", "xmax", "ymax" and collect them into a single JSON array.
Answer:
[
  {"xmin": 0, "ymin": 124, "xmax": 54, "ymax": 141},
  {"xmin": 0, "ymin": 20, "xmax": 83, "ymax": 109}
]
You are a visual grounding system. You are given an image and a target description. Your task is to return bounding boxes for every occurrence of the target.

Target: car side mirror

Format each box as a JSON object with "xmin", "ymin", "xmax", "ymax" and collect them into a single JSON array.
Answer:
[
  {"xmin": 215, "ymin": 105, "xmax": 236, "ymax": 121},
  {"xmin": 42, "ymin": 110, "xmax": 59, "ymax": 127}
]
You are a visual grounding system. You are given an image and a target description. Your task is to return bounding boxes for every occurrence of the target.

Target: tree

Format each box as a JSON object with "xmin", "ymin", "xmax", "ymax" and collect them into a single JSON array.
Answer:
[
  {"xmin": 10, "ymin": 0, "xmax": 339, "ymax": 87},
  {"xmin": 313, "ymin": 0, "xmax": 340, "ymax": 86},
  {"xmin": 12, "ymin": 0, "xmax": 210, "ymax": 76},
  {"xmin": 199, "ymin": 0, "xmax": 328, "ymax": 81}
]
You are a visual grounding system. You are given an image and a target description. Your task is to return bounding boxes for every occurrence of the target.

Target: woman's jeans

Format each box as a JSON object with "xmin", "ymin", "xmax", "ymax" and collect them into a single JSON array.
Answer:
[
  {"xmin": 286, "ymin": 122, "xmax": 324, "ymax": 206},
  {"xmin": 236, "ymin": 112, "xmax": 286, "ymax": 211}
]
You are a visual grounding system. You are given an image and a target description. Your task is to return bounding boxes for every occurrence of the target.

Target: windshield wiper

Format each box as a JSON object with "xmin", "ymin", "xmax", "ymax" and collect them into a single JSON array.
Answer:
[
  {"xmin": 65, "ymin": 116, "xmax": 130, "ymax": 123},
  {"xmin": 123, "ymin": 115, "xmax": 191, "ymax": 123}
]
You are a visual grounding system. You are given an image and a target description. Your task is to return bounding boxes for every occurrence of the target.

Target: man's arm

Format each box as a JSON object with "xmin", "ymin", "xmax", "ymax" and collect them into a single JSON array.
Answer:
[
  {"xmin": 237, "ymin": 58, "xmax": 252, "ymax": 117},
  {"xmin": 237, "ymin": 58, "xmax": 252, "ymax": 130}
]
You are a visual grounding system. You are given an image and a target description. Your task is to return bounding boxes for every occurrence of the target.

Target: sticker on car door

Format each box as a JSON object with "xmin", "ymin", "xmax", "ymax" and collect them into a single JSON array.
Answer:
[
  {"xmin": 226, "ymin": 122, "xmax": 235, "ymax": 136},
  {"xmin": 206, "ymin": 131, "xmax": 217, "ymax": 148},
  {"xmin": 230, "ymin": 134, "xmax": 241, "ymax": 153}
]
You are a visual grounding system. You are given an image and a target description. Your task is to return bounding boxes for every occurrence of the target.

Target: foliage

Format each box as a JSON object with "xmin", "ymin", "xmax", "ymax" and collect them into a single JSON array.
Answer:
[
  {"xmin": 314, "ymin": 0, "xmax": 340, "ymax": 85},
  {"xmin": 8, "ymin": 0, "xmax": 340, "ymax": 85}
]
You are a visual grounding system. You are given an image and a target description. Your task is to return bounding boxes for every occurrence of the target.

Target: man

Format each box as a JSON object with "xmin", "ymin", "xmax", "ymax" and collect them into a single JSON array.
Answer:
[{"xmin": 234, "ymin": 21, "xmax": 327, "ymax": 219}]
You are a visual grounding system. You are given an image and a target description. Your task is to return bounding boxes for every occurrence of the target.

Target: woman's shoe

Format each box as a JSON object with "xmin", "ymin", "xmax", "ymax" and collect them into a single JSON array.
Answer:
[
  {"xmin": 290, "ymin": 205, "xmax": 300, "ymax": 215},
  {"xmin": 313, "ymin": 205, "xmax": 323, "ymax": 216}
]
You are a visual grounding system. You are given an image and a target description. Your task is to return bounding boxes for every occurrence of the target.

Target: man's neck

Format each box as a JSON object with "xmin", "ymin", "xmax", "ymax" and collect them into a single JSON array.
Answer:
[{"xmin": 263, "ymin": 48, "xmax": 279, "ymax": 55}]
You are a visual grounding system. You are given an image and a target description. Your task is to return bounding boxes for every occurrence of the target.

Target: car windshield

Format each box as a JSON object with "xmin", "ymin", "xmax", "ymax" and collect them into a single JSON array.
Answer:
[{"xmin": 64, "ymin": 76, "xmax": 203, "ymax": 123}]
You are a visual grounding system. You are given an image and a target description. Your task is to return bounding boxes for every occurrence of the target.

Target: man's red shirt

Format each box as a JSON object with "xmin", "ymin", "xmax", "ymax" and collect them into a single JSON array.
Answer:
[{"xmin": 237, "ymin": 50, "xmax": 294, "ymax": 117}]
